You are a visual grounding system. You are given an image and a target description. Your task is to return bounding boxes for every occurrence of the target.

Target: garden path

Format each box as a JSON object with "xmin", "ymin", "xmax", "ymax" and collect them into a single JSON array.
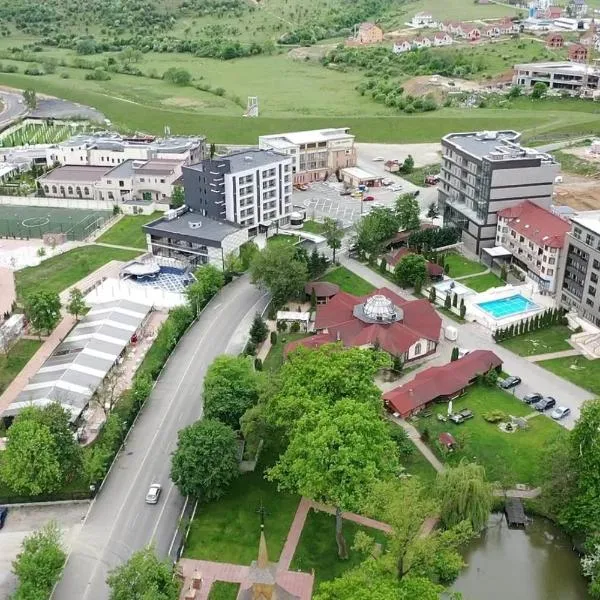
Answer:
[{"xmin": 525, "ymin": 348, "xmax": 581, "ymax": 362}]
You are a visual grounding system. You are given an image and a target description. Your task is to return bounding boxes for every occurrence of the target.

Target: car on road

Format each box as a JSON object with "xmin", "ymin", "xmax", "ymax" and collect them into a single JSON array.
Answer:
[
  {"xmin": 534, "ymin": 396, "xmax": 557, "ymax": 412},
  {"xmin": 363, "ymin": 195, "xmax": 375, "ymax": 201},
  {"xmin": 145, "ymin": 483, "xmax": 162, "ymax": 504},
  {"xmin": 449, "ymin": 409, "xmax": 474, "ymax": 424},
  {"xmin": 499, "ymin": 375, "xmax": 522, "ymax": 390},
  {"xmin": 390, "ymin": 184, "xmax": 403, "ymax": 192},
  {"xmin": 294, "ymin": 184, "xmax": 308, "ymax": 191},
  {"xmin": 523, "ymin": 392, "xmax": 543, "ymax": 405},
  {"xmin": 382, "ymin": 178, "xmax": 393, "ymax": 186},
  {"xmin": 340, "ymin": 189, "xmax": 352, "ymax": 196},
  {"xmin": 372, "ymin": 156, "xmax": 385, "ymax": 162},
  {"xmin": 0, "ymin": 506, "xmax": 7, "ymax": 529},
  {"xmin": 551, "ymin": 406, "xmax": 571, "ymax": 420}
]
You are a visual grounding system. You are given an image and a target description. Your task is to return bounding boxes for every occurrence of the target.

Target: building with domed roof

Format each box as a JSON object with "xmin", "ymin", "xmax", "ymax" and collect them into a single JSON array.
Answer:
[{"xmin": 285, "ymin": 287, "xmax": 442, "ymax": 362}]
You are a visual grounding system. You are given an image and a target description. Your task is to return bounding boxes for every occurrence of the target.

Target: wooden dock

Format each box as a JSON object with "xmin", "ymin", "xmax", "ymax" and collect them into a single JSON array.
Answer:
[{"xmin": 505, "ymin": 497, "xmax": 527, "ymax": 528}]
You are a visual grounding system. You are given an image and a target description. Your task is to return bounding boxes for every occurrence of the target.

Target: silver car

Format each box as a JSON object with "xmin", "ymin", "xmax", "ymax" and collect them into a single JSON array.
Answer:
[
  {"xmin": 551, "ymin": 406, "xmax": 570, "ymax": 420},
  {"xmin": 145, "ymin": 483, "xmax": 162, "ymax": 504}
]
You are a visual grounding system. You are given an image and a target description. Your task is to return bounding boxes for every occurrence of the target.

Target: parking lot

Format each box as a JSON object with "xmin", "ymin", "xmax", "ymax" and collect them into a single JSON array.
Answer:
[{"xmin": 0, "ymin": 502, "xmax": 89, "ymax": 597}]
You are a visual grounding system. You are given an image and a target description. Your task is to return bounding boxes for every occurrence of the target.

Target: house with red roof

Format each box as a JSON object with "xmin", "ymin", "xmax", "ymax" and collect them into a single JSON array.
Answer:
[
  {"xmin": 495, "ymin": 200, "xmax": 570, "ymax": 292},
  {"xmin": 384, "ymin": 247, "xmax": 444, "ymax": 280},
  {"xmin": 433, "ymin": 32, "xmax": 453, "ymax": 46},
  {"xmin": 546, "ymin": 33, "xmax": 564, "ymax": 49},
  {"xmin": 569, "ymin": 43, "xmax": 588, "ymax": 63},
  {"xmin": 285, "ymin": 287, "xmax": 442, "ymax": 363},
  {"xmin": 383, "ymin": 350, "xmax": 502, "ymax": 418}
]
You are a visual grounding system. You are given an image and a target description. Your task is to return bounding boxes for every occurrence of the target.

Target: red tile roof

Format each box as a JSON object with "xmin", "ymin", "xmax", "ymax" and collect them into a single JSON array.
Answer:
[
  {"xmin": 383, "ymin": 350, "xmax": 502, "ymax": 417},
  {"xmin": 304, "ymin": 281, "xmax": 339, "ymax": 298},
  {"xmin": 285, "ymin": 287, "xmax": 441, "ymax": 358},
  {"xmin": 497, "ymin": 200, "xmax": 570, "ymax": 249}
]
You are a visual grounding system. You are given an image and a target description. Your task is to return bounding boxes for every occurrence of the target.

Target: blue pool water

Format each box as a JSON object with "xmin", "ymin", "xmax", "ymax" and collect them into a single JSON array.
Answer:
[
  {"xmin": 477, "ymin": 294, "xmax": 539, "ymax": 319},
  {"xmin": 136, "ymin": 266, "xmax": 193, "ymax": 293}
]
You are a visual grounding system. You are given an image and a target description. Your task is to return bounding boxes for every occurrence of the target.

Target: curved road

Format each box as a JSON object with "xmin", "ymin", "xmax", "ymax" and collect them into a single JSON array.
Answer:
[
  {"xmin": 52, "ymin": 276, "xmax": 269, "ymax": 600},
  {"xmin": 0, "ymin": 90, "xmax": 27, "ymax": 129}
]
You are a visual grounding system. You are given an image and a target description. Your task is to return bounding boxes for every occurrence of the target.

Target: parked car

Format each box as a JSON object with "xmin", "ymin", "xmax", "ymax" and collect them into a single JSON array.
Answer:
[
  {"xmin": 500, "ymin": 375, "xmax": 522, "ymax": 389},
  {"xmin": 458, "ymin": 348, "xmax": 471, "ymax": 359},
  {"xmin": 372, "ymin": 156, "xmax": 385, "ymax": 162},
  {"xmin": 390, "ymin": 184, "xmax": 403, "ymax": 192},
  {"xmin": 424, "ymin": 175, "xmax": 440, "ymax": 185},
  {"xmin": 294, "ymin": 184, "xmax": 308, "ymax": 191},
  {"xmin": 382, "ymin": 178, "xmax": 393, "ymax": 186},
  {"xmin": 340, "ymin": 189, "xmax": 351, "ymax": 196},
  {"xmin": 145, "ymin": 483, "xmax": 162, "ymax": 505},
  {"xmin": 0, "ymin": 506, "xmax": 7, "ymax": 529},
  {"xmin": 534, "ymin": 396, "xmax": 557, "ymax": 412},
  {"xmin": 450, "ymin": 409, "xmax": 474, "ymax": 424},
  {"xmin": 363, "ymin": 195, "xmax": 375, "ymax": 202},
  {"xmin": 523, "ymin": 392, "xmax": 543, "ymax": 405},
  {"xmin": 551, "ymin": 406, "xmax": 571, "ymax": 420}
]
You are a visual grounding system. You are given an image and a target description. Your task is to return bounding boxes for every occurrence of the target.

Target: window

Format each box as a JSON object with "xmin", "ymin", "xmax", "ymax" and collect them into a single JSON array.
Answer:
[
  {"xmin": 589, "ymin": 285, "xmax": 597, "ymax": 296},
  {"xmin": 119, "ymin": 180, "xmax": 124, "ymax": 187},
  {"xmin": 592, "ymin": 273, "xmax": 599, "ymax": 284},
  {"xmin": 107, "ymin": 180, "xmax": 112, "ymax": 185},
  {"xmin": 43, "ymin": 185, "xmax": 49, "ymax": 193},
  {"xmin": 52, "ymin": 185, "xmax": 57, "ymax": 194},
  {"xmin": 140, "ymin": 177, "xmax": 145, "ymax": 183},
  {"xmin": 586, "ymin": 234, "xmax": 595, "ymax": 247},
  {"xmin": 586, "ymin": 298, "xmax": 594, "ymax": 307},
  {"xmin": 414, "ymin": 342, "xmax": 422, "ymax": 355},
  {"xmin": 547, "ymin": 269, "xmax": 554, "ymax": 276},
  {"xmin": 108, "ymin": 192, "xmax": 114, "ymax": 200},
  {"xmin": 160, "ymin": 178, "xmax": 165, "ymax": 184},
  {"xmin": 84, "ymin": 187, "xmax": 90, "ymax": 196},
  {"xmin": 67, "ymin": 186, "xmax": 73, "ymax": 194},
  {"xmin": 548, "ymin": 257, "xmax": 555, "ymax": 265}
]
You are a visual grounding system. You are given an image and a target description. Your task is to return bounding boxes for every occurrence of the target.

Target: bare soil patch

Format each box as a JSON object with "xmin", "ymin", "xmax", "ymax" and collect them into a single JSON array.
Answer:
[{"xmin": 554, "ymin": 173, "xmax": 600, "ymax": 210}]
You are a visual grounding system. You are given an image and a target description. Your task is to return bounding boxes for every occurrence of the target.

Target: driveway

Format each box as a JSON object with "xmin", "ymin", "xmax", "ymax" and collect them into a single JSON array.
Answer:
[
  {"xmin": 340, "ymin": 258, "xmax": 592, "ymax": 430},
  {"xmin": 0, "ymin": 502, "xmax": 89, "ymax": 598}
]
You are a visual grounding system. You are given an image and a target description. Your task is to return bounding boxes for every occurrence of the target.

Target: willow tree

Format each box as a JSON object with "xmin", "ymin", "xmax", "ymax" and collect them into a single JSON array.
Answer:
[{"xmin": 435, "ymin": 460, "xmax": 493, "ymax": 532}]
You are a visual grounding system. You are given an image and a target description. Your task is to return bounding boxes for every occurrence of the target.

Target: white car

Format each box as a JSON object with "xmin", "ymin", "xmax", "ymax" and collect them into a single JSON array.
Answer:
[
  {"xmin": 372, "ymin": 156, "xmax": 385, "ymax": 162},
  {"xmin": 382, "ymin": 178, "xmax": 393, "ymax": 186},
  {"xmin": 390, "ymin": 184, "xmax": 403, "ymax": 192},
  {"xmin": 145, "ymin": 483, "xmax": 162, "ymax": 504},
  {"xmin": 371, "ymin": 202, "xmax": 385, "ymax": 209},
  {"xmin": 550, "ymin": 406, "xmax": 570, "ymax": 420}
]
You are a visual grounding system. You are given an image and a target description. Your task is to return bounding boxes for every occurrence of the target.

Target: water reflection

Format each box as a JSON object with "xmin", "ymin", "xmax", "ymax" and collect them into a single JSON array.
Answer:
[{"xmin": 450, "ymin": 513, "xmax": 590, "ymax": 600}]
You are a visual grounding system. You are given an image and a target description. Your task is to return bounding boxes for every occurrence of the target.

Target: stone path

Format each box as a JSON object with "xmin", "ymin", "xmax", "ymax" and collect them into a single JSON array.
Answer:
[
  {"xmin": 525, "ymin": 348, "xmax": 581, "ymax": 362},
  {"xmin": 388, "ymin": 415, "xmax": 445, "ymax": 473},
  {"xmin": 453, "ymin": 267, "xmax": 491, "ymax": 281},
  {"xmin": 310, "ymin": 500, "xmax": 393, "ymax": 534},
  {"xmin": 95, "ymin": 241, "xmax": 146, "ymax": 252},
  {"xmin": 278, "ymin": 498, "xmax": 311, "ymax": 571}
]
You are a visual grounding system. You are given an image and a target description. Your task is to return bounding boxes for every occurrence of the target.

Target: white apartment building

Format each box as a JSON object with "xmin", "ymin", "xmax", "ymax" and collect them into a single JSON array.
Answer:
[
  {"xmin": 182, "ymin": 149, "xmax": 293, "ymax": 232},
  {"xmin": 46, "ymin": 133, "xmax": 204, "ymax": 168},
  {"xmin": 495, "ymin": 200, "xmax": 570, "ymax": 292},
  {"xmin": 258, "ymin": 128, "xmax": 356, "ymax": 185}
]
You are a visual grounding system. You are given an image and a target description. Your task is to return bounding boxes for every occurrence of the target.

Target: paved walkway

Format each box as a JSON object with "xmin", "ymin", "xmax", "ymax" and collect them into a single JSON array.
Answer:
[
  {"xmin": 454, "ymin": 267, "xmax": 491, "ymax": 281},
  {"xmin": 278, "ymin": 498, "xmax": 311, "ymax": 571},
  {"xmin": 389, "ymin": 415, "xmax": 445, "ymax": 473},
  {"xmin": 95, "ymin": 242, "xmax": 146, "ymax": 252},
  {"xmin": 526, "ymin": 348, "xmax": 581, "ymax": 362}
]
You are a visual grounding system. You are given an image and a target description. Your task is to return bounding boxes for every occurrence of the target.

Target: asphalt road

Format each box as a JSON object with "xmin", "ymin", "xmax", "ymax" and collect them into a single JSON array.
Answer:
[
  {"xmin": 51, "ymin": 276, "xmax": 269, "ymax": 600},
  {"xmin": 0, "ymin": 90, "xmax": 27, "ymax": 129}
]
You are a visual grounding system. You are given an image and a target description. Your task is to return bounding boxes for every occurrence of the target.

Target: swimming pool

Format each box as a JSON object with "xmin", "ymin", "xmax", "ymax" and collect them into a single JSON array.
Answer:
[
  {"xmin": 477, "ymin": 294, "xmax": 539, "ymax": 319},
  {"xmin": 135, "ymin": 266, "xmax": 193, "ymax": 293}
]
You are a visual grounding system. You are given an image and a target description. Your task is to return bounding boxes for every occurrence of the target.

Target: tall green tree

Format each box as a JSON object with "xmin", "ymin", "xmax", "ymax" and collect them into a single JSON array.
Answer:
[
  {"xmin": 170, "ymin": 185, "xmax": 185, "ymax": 208},
  {"xmin": 250, "ymin": 244, "xmax": 309, "ymax": 306},
  {"xmin": 66, "ymin": 287, "xmax": 87, "ymax": 320},
  {"xmin": 203, "ymin": 355, "xmax": 259, "ymax": 430},
  {"xmin": 394, "ymin": 254, "xmax": 427, "ymax": 287},
  {"xmin": 249, "ymin": 313, "xmax": 269, "ymax": 345},
  {"xmin": 170, "ymin": 418, "xmax": 239, "ymax": 501},
  {"xmin": 23, "ymin": 89, "xmax": 37, "ymax": 109},
  {"xmin": 395, "ymin": 193, "xmax": 420, "ymax": 231},
  {"xmin": 24, "ymin": 290, "xmax": 61, "ymax": 335},
  {"xmin": 268, "ymin": 398, "xmax": 398, "ymax": 558},
  {"xmin": 354, "ymin": 207, "xmax": 398, "ymax": 258},
  {"xmin": 435, "ymin": 460, "xmax": 493, "ymax": 532},
  {"xmin": 106, "ymin": 546, "xmax": 178, "ymax": 600},
  {"xmin": 322, "ymin": 217, "xmax": 344, "ymax": 264},
  {"xmin": 532, "ymin": 81, "xmax": 548, "ymax": 99},
  {"xmin": 185, "ymin": 264, "xmax": 224, "ymax": 314}
]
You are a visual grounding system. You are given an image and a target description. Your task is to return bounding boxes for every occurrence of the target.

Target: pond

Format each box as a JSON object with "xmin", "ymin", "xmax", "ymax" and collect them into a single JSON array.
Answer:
[{"xmin": 450, "ymin": 513, "xmax": 590, "ymax": 600}]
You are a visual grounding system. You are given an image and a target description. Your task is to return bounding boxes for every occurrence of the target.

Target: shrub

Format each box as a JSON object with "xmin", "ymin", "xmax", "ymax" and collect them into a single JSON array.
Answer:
[
  {"xmin": 254, "ymin": 357, "xmax": 263, "ymax": 371},
  {"xmin": 483, "ymin": 410, "xmax": 507, "ymax": 424},
  {"xmin": 290, "ymin": 321, "xmax": 301, "ymax": 333},
  {"xmin": 270, "ymin": 331, "xmax": 278, "ymax": 345}
]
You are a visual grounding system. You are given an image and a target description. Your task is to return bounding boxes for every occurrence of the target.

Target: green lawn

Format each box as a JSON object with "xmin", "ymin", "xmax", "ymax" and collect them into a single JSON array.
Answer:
[
  {"xmin": 401, "ymin": 163, "xmax": 440, "ymax": 187},
  {"xmin": 402, "ymin": 447, "xmax": 438, "ymax": 487},
  {"xmin": 15, "ymin": 245, "xmax": 141, "ymax": 299},
  {"xmin": 463, "ymin": 272, "xmax": 505, "ymax": 293},
  {"xmin": 208, "ymin": 582, "xmax": 239, "ymax": 600},
  {"xmin": 290, "ymin": 509, "xmax": 388, "ymax": 585},
  {"xmin": 499, "ymin": 326, "xmax": 573, "ymax": 357},
  {"xmin": 183, "ymin": 460, "xmax": 299, "ymax": 565},
  {"xmin": 0, "ymin": 339, "xmax": 42, "ymax": 395},
  {"xmin": 263, "ymin": 332, "xmax": 311, "ymax": 372},
  {"xmin": 538, "ymin": 355, "xmax": 600, "ymax": 396},
  {"xmin": 96, "ymin": 212, "xmax": 162, "ymax": 249},
  {"xmin": 443, "ymin": 253, "xmax": 486, "ymax": 278},
  {"xmin": 302, "ymin": 220, "xmax": 327, "ymax": 234},
  {"xmin": 412, "ymin": 385, "xmax": 565, "ymax": 487},
  {"xmin": 319, "ymin": 267, "xmax": 375, "ymax": 296},
  {"xmin": 267, "ymin": 233, "xmax": 299, "ymax": 247}
]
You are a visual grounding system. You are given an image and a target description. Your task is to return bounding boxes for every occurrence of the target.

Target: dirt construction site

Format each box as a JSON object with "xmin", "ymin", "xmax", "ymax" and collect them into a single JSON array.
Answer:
[{"xmin": 554, "ymin": 173, "xmax": 600, "ymax": 211}]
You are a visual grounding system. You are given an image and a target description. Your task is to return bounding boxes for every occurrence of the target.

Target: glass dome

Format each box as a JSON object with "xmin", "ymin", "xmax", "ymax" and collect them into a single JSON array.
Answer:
[{"xmin": 363, "ymin": 295, "xmax": 395, "ymax": 321}]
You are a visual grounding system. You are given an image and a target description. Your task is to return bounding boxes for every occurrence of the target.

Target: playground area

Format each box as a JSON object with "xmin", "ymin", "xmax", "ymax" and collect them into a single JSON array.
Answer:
[
  {"xmin": 0, "ymin": 205, "xmax": 112, "ymax": 241},
  {"xmin": 0, "ymin": 120, "xmax": 92, "ymax": 148}
]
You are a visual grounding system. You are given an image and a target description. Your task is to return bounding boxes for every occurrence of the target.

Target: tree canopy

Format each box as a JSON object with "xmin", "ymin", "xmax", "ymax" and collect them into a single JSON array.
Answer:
[
  {"xmin": 395, "ymin": 193, "xmax": 420, "ymax": 231},
  {"xmin": 394, "ymin": 254, "xmax": 427, "ymax": 287},
  {"xmin": 354, "ymin": 207, "xmax": 398, "ymax": 257},
  {"xmin": 185, "ymin": 264, "xmax": 224, "ymax": 314},
  {"xmin": 66, "ymin": 287, "xmax": 87, "ymax": 320},
  {"xmin": 322, "ymin": 217, "xmax": 344, "ymax": 263},
  {"xmin": 24, "ymin": 290, "xmax": 61, "ymax": 335},
  {"xmin": 170, "ymin": 418, "xmax": 239, "ymax": 501}
]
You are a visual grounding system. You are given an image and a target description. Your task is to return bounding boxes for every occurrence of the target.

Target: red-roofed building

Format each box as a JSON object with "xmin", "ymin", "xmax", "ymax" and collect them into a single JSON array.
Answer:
[
  {"xmin": 383, "ymin": 350, "xmax": 502, "ymax": 418},
  {"xmin": 384, "ymin": 247, "xmax": 444, "ymax": 280},
  {"xmin": 285, "ymin": 287, "xmax": 442, "ymax": 362},
  {"xmin": 546, "ymin": 33, "xmax": 564, "ymax": 48},
  {"xmin": 495, "ymin": 200, "xmax": 570, "ymax": 292},
  {"xmin": 569, "ymin": 43, "xmax": 588, "ymax": 63}
]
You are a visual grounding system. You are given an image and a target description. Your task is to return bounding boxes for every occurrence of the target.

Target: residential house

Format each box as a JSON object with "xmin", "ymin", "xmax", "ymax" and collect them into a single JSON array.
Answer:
[
  {"xmin": 495, "ymin": 200, "xmax": 570, "ymax": 292},
  {"xmin": 546, "ymin": 33, "xmax": 565, "ymax": 48},
  {"xmin": 383, "ymin": 350, "xmax": 503, "ymax": 418},
  {"xmin": 284, "ymin": 287, "xmax": 442, "ymax": 363},
  {"xmin": 547, "ymin": 6, "xmax": 564, "ymax": 19},
  {"xmin": 38, "ymin": 166, "xmax": 107, "ymax": 200},
  {"xmin": 482, "ymin": 25, "xmax": 501, "ymax": 38},
  {"xmin": 498, "ymin": 17, "xmax": 519, "ymax": 35},
  {"xmin": 450, "ymin": 22, "xmax": 466, "ymax": 37},
  {"xmin": 569, "ymin": 42, "xmax": 588, "ymax": 62},
  {"xmin": 385, "ymin": 159, "xmax": 401, "ymax": 172},
  {"xmin": 347, "ymin": 22, "xmax": 384, "ymax": 46},
  {"xmin": 412, "ymin": 36, "xmax": 432, "ymax": 49},
  {"xmin": 384, "ymin": 247, "xmax": 445, "ymax": 280},
  {"xmin": 464, "ymin": 25, "xmax": 482, "ymax": 41},
  {"xmin": 411, "ymin": 12, "xmax": 435, "ymax": 27},
  {"xmin": 393, "ymin": 39, "xmax": 413, "ymax": 54},
  {"xmin": 433, "ymin": 32, "xmax": 453, "ymax": 46}
]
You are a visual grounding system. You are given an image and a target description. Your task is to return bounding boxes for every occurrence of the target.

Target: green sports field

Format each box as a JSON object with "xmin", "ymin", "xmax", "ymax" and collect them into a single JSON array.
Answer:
[{"xmin": 0, "ymin": 205, "xmax": 112, "ymax": 241}]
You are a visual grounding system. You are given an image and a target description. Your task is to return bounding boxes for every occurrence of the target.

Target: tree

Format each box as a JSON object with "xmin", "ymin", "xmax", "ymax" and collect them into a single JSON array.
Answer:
[
  {"xmin": 322, "ymin": 217, "xmax": 344, "ymax": 264},
  {"xmin": 170, "ymin": 418, "xmax": 239, "ymax": 501},
  {"xmin": 210, "ymin": 142, "xmax": 216, "ymax": 159},
  {"xmin": 500, "ymin": 263, "xmax": 507, "ymax": 281},
  {"xmin": 435, "ymin": 460, "xmax": 493, "ymax": 532},
  {"xmin": 162, "ymin": 67, "xmax": 191, "ymax": 86},
  {"xmin": 203, "ymin": 355, "xmax": 259, "ymax": 429},
  {"xmin": 395, "ymin": 194, "xmax": 420, "ymax": 231},
  {"xmin": 450, "ymin": 347, "xmax": 459, "ymax": 362},
  {"xmin": 413, "ymin": 278, "xmax": 423, "ymax": 295},
  {"xmin": 394, "ymin": 254, "xmax": 427, "ymax": 288},
  {"xmin": 400, "ymin": 154, "xmax": 415, "ymax": 174},
  {"xmin": 268, "ymin": 398, "xmax": 398, "ymax": 559},
  {"xmin": 24, "ymin": 290, "xmax": 61, "ymax": 335},
  {"xmin": 119, "ymin": 47, "xmax": 143, "ymax": 65},
  {"xmin": 426, "ymin": 202, "xmax": 439, "ymax": 222},
  {"xmin": 23, "ymin": 89, "xmax": 37, "ymax": 109},
  {"xmin": 93, "ymin": 365, "xmax": 124, "ymax": 417},
  {"xmin": 106, "ymin": 546, "xmax": 178, "ymax": 600},
  {"xmin": 249, "ymin": 313, "xmax": 269, "ymax": 345},
  {"xmin": 185, "ymin": 264, "xmax": 224, "ymax": 315},
  {"xmin": 354, "ymin": 207, "xmax": 399, "ymax": 258},
  {"xmin": 532, "ymin": 81, "xmax": 548, "ymax": 99},
  {"xmin": 12, "ymin": 522, "xmax": 65, "ymax": 600},
  {"xmin": 250, "ymin": 244, "xmax": 309, "ymax": 306},
  {"xmin": 507, "ymin": 85, "xmax": 522, "ymax": 99},
  {"xmin": 66, "ymin": 287, "xmax": 87, "ymax": 320},
  {"xmin": 170, "ymin": 185, "xmax": 185, "ymax": 208}
]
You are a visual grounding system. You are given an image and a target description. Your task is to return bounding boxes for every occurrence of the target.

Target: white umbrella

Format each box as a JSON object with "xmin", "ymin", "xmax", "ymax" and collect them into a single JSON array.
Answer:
[{"xmin": 448, "ymin": 400, "xmax": 453, "ymax": 416}]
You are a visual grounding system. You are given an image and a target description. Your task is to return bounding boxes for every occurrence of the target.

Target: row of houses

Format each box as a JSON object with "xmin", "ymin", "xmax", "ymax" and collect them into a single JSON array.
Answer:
[
  {"xmin": 393, "ymin": 33, "xmax": 452, "ymax": 53},
  {"xmin": 440, "ymin": 17, "xmax": 519, "ymax": 39}
]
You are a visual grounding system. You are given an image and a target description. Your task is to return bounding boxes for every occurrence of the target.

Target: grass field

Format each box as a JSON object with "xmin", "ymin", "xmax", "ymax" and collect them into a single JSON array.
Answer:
[
  {"xmin": 444, "ymin": 254, "xmax": 486, "ymax": 278},
  {"xmin": 96, "ymin": 212, "xmax": 162, "ymax": 249},
  {"xmin": 402, "ymin": 163, "xmax": 440, "ymax": 187},
  {"xmin": 290, "ymin": 509, "xmax": 388, "ymax": 585},
  {"xmin": 302, "ymin": 220, "xmax": 327, "ymax": 234},
  {"xmin": 15, "ymin": 245, "xmax": 141, "ymax": 299},
  {"xmin": 263, "ymin": 332, "xmax": 310, "ymax": 372},
  {"xmin": 413, "ymin": 385, "xmax": 565, "ymax": 487},
  {"xmin": 463, "ymin": 272, "xmax": 505, "ymax": 293},
  {"xmin": 319, "ymin": 267, "xmax": 375, "ymax": 296},
  {"xmin": 0, "ymin": 339, "xmax": 42, "ymax": 395},
  {"xmin": 403, "ymin": 446, "xmax": 438, "ymax": 486},
  {"xmin": 207, "ymin": 582, "xmax": 239, "ymax": 600},
  {"xmin": 538, "ymin": 355, "xmax": 600, "ymax": 396},
  {"xmin": 499, "ymin": 325, "xmax": 573, "ymax": 357}
]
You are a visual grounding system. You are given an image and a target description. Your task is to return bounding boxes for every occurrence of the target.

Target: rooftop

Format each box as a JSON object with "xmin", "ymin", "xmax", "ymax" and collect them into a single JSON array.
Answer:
[
  {"xmin": 135, "ymin": 159, "xmax": 182, "ymax": 174},
  {"xmin": 187, "ymin": 149, "xmax": 290, "ymax": 174},
  {"xmin": 259, "ymin": 128, "xmax": 354, "ymax": 147},
  {"xmin": 144, "ymin": 210, "xmax": 241, "ymax": 243},
  {"xmin": 515, "ymin": 60, "xmax": 600, "ymax": 75},
  {"xmin": 56, "ymin": 132, "xmax": 204, "ymax": 153},
  {"xmin": 570, "ymin": 210, "xmax": 600, "ymax": 236},
  {"xmin": 39, "ymin": 165, "xmax": 111, "ymax": 182},
  {"xmin": 341, "ymin": 166, "xmax": 382, "ymax": 179},
  {"xmin": 498, "ymin": 200, "xmax": 571, "ymax": 248}
]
